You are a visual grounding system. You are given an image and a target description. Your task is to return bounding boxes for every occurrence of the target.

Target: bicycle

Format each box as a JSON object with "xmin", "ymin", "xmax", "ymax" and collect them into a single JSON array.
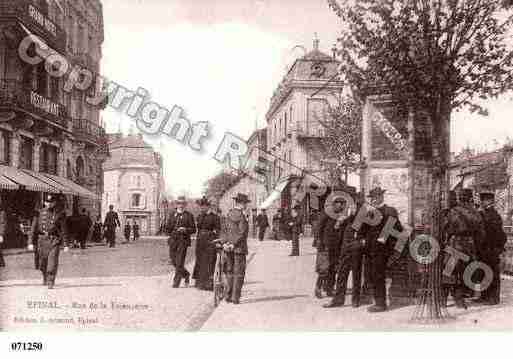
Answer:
[{"xmin": 213, "ymin": 239, "xmax": 226, "ymax": 307}]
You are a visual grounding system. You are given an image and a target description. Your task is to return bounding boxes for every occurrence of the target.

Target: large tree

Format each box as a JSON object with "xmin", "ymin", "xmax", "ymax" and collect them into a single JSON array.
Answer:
[
  {"xmin": 327, "ymin": 0, "xmax": 513, "ymax": 320},
  {"xmin": 203, "ymin": 170, "xmax": 241, "ymax": 203}
]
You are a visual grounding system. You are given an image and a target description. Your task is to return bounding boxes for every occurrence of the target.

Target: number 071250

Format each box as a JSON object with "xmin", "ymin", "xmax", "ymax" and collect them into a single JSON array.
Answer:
[{"xmin": 10, "ymin": 342, "xmax": 43, "ymax": 351}]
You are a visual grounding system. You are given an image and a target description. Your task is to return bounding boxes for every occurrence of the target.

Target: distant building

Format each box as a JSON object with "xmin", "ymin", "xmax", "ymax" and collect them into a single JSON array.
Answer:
[{"xmin": 102, "ymin": 133, "xmax": 165, "ymax": 235}]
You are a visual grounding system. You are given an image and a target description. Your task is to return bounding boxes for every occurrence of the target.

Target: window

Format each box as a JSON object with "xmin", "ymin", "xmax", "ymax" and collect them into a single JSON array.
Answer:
[
  {"xmin": 131, "ymin": 193, "xmax": 142, "ymax": 207},
  {"xmin": 19, "ymin": 137, "xmax": 34, "ymax": 170},
  {"xmin": 0, "ymin": 131, "xmax": 10, "ymax": 165},
  {"xmin": 39, "ymin": 143, "xmax": 58, "ymax": 174}
]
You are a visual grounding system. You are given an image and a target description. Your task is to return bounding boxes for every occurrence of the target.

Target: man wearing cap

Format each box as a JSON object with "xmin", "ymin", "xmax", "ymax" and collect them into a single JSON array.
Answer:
[
  {"xmin": 223, "ymin": 193, "xmax": 250, "ymax": 304},
  {"xmin": 29, "ymin": 195, "xmax": 70, "ymax": 289},
  {"xmin": 166, "ymin": 196, "xmax": 196, "ymax": 288},
  {"xmin": 360, "ymin": 187, "xmax": 403, "ymax": 312},
  {"xmin": 285, "ymin": 204, "xmax": 303, "ymax": 256},
  {"xmin": 324, "ymin": 187, "xmax": 364, "ymax": 308},
  {"xmin": 103, "ymin": 205, "xmax": 121, "ymax": 248},
  {"xmin": 443, "ymin": 188, "xmax": 485, "ymax": 308},
  {"xmin": 476, "ymin": 191, "xmax": 507, "ymax": 305},
  {"xmin": 193, "ymin": 197, "xmax": 221, "ymax": 290},
  {"xmin": 318, "ymin": 190, "xmax": 347, "ymax": 297}
]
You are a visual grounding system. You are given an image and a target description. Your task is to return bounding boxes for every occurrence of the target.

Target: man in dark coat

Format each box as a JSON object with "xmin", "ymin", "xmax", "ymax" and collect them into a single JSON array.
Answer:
[
  {"xmin": 104, "ymin": 205, "xmax": 121, "ymax": 248},
  {"xmin": 476, "ymin": 191, "xmax": 507, "ymax": 305},
  {"xmin": 133, "ymin": 220, "xmax": 140, "ymax": 241},
  {"xmin": 255, "ymin": 209, "xmax": 269, "ymax": 242},
  {"xmin": 124, "ymin": 221, "xmax": 132, "ymax": 242},
  {"xmin": 223, "ymin": 193, "xmax": 250, "ymax": 304},
  {"xmin": 317, "ymin": 194, "xmax": 346, "ymax": 297},
  {"xmin": 78, "ymin": 208, "xmax": 91, "ymax": 249},
  {"xmin": 285, "ymin": 204, "xmax": 303, "ymax": 256},
  {"xmin": 324, "ymin": 187, "xmax": 364, "ymax": 308},
  {"xmin": 166, "ymin": 196, "xmax": 196, "ymax": 288},
  {"xmin": 443, "ymin": 188, "xmax": 485, "ymax": 309},
  {"xmin": 193, "ymin": 197, "xmax": 221, "ymax": 290},
  {"xmin": 360, "ymin": 187, "xmax": 403, "ymax": 312}
]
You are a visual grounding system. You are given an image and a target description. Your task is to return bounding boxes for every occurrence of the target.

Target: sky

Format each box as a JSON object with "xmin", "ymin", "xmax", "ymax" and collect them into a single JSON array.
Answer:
[{"xmin": 100, "ymin": 0, "xmax": 513, "ymax": 197}]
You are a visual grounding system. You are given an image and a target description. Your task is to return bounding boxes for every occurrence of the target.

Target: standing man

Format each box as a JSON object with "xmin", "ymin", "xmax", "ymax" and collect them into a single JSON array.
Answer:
[
  {"xmin": 360, "ymin": 187, "xmax": 403, "ymax": 313},
  {"xmin": 124, "ymin": 221, "xmax": 132, "ymax": 243},
  {"xmin": 223, "ymin": 193, "xmax": 250, "ymax": 304},
  {"xmin": 78, "ymin": 208, "xmax": 90, "ymax": 250},
  {"xmin": 286, "ymin": 204, "xmax": 303, "ymax": 256},
  {"xmin": 166, "ymin": 196, "xmax": 196, "ymax": 288},
  {"xmin": 29, "ymin": 195, "xmax": 70, "ymax": 289},
  {"xmin": 133, "ymin": 220, "xmax": 140, "ymax": 241},
  {"xmin": 318, "ymin": 194, "xmax": 346, "ymax": 297},
  {"xmin": 104, "ymin": 205, "xmax": 121, "ymax": 248},
  {"xmin": 476, "ymin": 191, "xmax": 507, "ymax": 305},
  {"xmin": 193, "ymin": 197, "xmax": 221, "ymax": 290},
  {"xmin": 255, "ymin": 209, "xmax": 269, "ymax": 242},
  {"xmin": 272, "ymin": 209, "xmax": 282, "ymax": 241}
]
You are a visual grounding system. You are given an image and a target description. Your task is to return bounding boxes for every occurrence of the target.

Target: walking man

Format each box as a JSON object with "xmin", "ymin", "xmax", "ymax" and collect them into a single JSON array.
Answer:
[
  {"xmin": 166, "ymin": 196, "xmax": 196, "ymax": 288},
  {"xmin": 476, "ymin": 191, "xmax": 507, "ymax": 305},
  {"xmin": 360, "ymin": 187, "xmax": 403, "ymax": 312},
  {"xmin": 104, "ymin": 205, "xmax": 121, "ymax": 248},
  {"xmin": 78, "ymin": 208, "xmax": 90, "ymax": 249},
  {"xmin": 124, "ymin": 221, "xmax": 132, "ymax": 243},
  {"xmin": 255, "ymin": 209, "xmax": 269, "ymax": 242},
  {"xmin": 223, "ymin": 193, "xmax": 250, "ymax": 304},
  {"xmin": 286, "ymin": 204, "xmax": 303, "ymax": 256}
]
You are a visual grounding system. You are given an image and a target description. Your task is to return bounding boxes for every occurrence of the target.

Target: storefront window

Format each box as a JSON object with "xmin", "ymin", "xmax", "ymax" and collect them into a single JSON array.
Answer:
[
  {"xmin": 19, "ymin": 137, "xmax": 33, "ymax": 170},
  {"xmin": 40, "ymin": 143, "xmax": 58, "ymax": 174}
]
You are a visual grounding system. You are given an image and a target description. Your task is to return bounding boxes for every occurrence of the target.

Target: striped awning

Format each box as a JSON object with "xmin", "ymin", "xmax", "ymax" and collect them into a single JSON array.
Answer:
[
  {"xmin": 0, "ymin": 174, "xmax": 18, "ymax": 190},
  {"xmin": 41, "ymin": 173, "xmax": 99, "ymax": 200},
  {"xmin": 0, "ymin": 165, "xmax": 61, "ymax": 193},
  {"xmin": 21, "ymin": 169, "xmax": 75, "ymax": 196}
]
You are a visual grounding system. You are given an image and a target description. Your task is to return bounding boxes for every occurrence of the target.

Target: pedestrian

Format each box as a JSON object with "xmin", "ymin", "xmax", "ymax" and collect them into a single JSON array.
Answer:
[
  {"xmin": 317, "ymin": 191, "xmax": 346, "ymax": 297},
  {"xmin": 78, "ymin": 208, "xmax": 90, "ymax": 249},
  {"xmin": 90, "ymin": 215, "xmax": 103, "ymax": 243},
  {"xmin": 103, "ymin": 205, "xmax": 121, "ymax": 248},
  {"xmin": 133, "ymin": 220, "xmax": 140, "ymax": 241},
  {"xmin": 222, "ymin": 193, "xmax": 250, "ymax": 304},
  {"xmin": 166, "ymin": 196, "xmax": 196, "ymax": 288},
  {"xmin": 0, "ymin": 197, "xmax": 6, "ymax": 268},
  {"xmin": 124, "ymin": 221, "xmax": 132, "ymax": 243},
  {"xmin": 272, "ymin": 209, "xmax": 282, "ymax": 241},
  {"xmin": 30, "ymin": 195, "xmax": 70, "ymax": 289},
  {"xmin": 360, "ymin": 187, "xmax": 403, "ymax": 313},
  {"xmin": 311, "ymin": 208, "xmax": 320, "ymax": 248},
  {"xmin": 255, "ymin": 209, "xmax": 269, "ymax": 242},
  {"xmin": 286, "ymin": 204, "xmax": 303, "ymax": 256},
  {"xmin": 443, "ymin": 188, "xmax": 485, "ymax": 309},
  {"xmin": 193, "ymin": 197, "xmax": 221, "ymax": 290},
  {"xmin": 324, "ymin": 187, "xmax": 364, "ymax": 308},
  {"xmin": 475, "ymin": 191, "xmax": 507, "ymax": 305},
  {"xmin": 28, "ymin": 201, "xmax": 44, "ymax": 269}
]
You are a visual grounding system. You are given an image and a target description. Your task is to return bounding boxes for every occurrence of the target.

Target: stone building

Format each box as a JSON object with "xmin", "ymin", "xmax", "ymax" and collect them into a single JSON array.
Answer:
[
  {"xmin": 102, "ymin": 133, "xmax": 165, "ymax": 236},
  {"xmin": 0, "ymin": 0, "xmax": 106, "ymax": 247}
]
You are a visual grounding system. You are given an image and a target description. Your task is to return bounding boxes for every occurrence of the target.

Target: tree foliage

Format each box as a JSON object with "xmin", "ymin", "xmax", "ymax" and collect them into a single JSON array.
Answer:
[{"xmin": 203, "ymin": 171, "xmax": 241, "ymax": 202}]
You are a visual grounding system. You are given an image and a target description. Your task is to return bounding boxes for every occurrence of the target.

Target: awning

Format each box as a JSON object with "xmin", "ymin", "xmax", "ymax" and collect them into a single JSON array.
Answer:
[
  {"xmin": 22, "ymin": 169, "xmax": 74, "ymax": 196},
  {"xmin": 259, "ymin": 178, "xmax": 291, "ymax": 210},
  {"xmin": 0, "ymin": 174, "xmax": 18, "ymax": 190},
  {"xmin": 41, "ymin": 173, "xmax": 99, "ymax": 200},
  {"xmin": 0, "ymin": 165, "xmax": 61, "ymax": 193}
]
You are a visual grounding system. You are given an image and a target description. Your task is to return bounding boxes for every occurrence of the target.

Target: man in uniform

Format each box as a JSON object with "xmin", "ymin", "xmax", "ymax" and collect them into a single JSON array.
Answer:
[
  {"xmin": 476, "ymin": 191, "xmax": 507, "ymax": 305},
  {"xmin": 317, "ymin": 192, "xmax": 346, "ymax": 297},
  {"xmin": 28, "ymin": 195, "xmax": 70, "ymax": 289},
  {"xmin": 360, "ymin": 187, "xmax": 403, "ymax": 312},
  {"xmin": 193, "ymin": 197, "xmax": 221, "ymax": 290},
  {"xmin": 223, "ymin": 193, "xmax": 250, "ymax": 304},
  {"xmin": 166, "ymin": 196, "xmax": 196, "ymax": 288},
  {"xmin": 255, "ymin": 209, "xmax": 269, "ymax": 242},
  {"xmin": 443, "ymin": 188, "xmax": 485, "ymax": 309},
  {"xmin": 104, "ymin": 205, "xmax": 121, "ymax": 248},
  {"xmin": 324, "ymin": 187, "xmax": 364, "ymax": 308}
]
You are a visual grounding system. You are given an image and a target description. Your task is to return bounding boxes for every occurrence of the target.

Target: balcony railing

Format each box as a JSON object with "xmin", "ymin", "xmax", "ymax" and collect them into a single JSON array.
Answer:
[
  {"xmin": 296, "ymin": 123, "xmax": 325, "ymax": 139},
  {"xmin": 72, "ymin": 118, "xmax": 106, "ymax": 146},
  {"xmin": 0, "ymin": 0, "xmax": 66, "ymax": 52},
  {"xmin": 0, "ymin": 79, "xmax": 68, "ymax": 129}
]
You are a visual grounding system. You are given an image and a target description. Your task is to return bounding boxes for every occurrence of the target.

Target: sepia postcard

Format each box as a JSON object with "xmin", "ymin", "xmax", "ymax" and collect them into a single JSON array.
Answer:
[{"xmin": 1, "ymin": 0, "xmax": 513, "ymax": 341}]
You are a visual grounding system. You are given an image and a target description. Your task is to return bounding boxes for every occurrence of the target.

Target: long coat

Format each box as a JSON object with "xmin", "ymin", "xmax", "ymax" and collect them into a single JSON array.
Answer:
[
  {"xmin": 479, "ymin": 206, "xmax": 507, "ymax": 256},
  {"xmin": 224, "ymin": 208, "xmax": 249, "ymax": 255},
  {"xmin": 166, "ymin": 210, "xmax": 196, "ymax": 247},
  {"xmin": 193, "ymin": 211, "xmax": 221, "ymax": 282}
]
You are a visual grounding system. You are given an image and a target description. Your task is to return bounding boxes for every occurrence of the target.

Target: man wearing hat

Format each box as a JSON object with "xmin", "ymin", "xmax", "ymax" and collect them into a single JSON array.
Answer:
[
  {"xmin": 166, "ymin": 196, "xmax": 196, "ymax": 288},
  {"xmin": 476, "ymin": 191, "xmax": 507, "ymax": 305},
  {"xmin": 255, "ymin": 209, "xmax": 269, "ymax": 242},
  {"xmin": 29, "ymin": 195, "xmax": 70, "ymax": 289},
  {"xmin": 359, "ymin": 186, "xmax": 403, "ymax": 312},
  {"xmin": 285, "ymin": 204, "xmax": 304, "ymax": 256},
  {"xmin": 223, "ymin": 193, "xmax": 250, "ymax": 304},
  {"xmin": 192, "ymin": 197, "xmax": 221, "ymax": 290},
  {"xmin": 443, "ymin": 188, "xmax": 485, "ymax": 308},
  {"xmin": 103, "ymin": 204, "xmax": 121, "ymax": 248}
]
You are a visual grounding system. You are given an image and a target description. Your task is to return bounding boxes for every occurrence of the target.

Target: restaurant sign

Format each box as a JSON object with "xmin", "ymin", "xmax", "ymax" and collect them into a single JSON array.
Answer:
[
  {"xmin": 28, "ymin": 4, "xmax": 57, "ymax": 38},
  {"xmin": 30, "ymin": 91, "xmax": 59, "ymax": 117}
]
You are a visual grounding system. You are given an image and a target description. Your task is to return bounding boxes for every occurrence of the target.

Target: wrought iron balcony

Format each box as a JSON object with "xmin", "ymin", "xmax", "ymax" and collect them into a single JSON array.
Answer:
[
  {"xmin": 72, "ymin": 118, "xmax": 106, "ymax": 147},
  {"xmin": 0, "ymin": 79, "xmax": 69, "ymax": 129},
  {"xmin": 0, "ymin": 0, "xmax": 66, "ymax": 52}
]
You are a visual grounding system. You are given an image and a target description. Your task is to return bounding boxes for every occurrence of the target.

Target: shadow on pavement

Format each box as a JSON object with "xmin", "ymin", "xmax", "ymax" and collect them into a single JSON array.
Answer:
[{"xmin": 242, "ymin": 294, "xmax": 309, "ymax": 305}]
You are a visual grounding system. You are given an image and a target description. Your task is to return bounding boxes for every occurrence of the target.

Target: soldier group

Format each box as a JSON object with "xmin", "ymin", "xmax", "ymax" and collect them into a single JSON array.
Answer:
[{"xmin": 165, "ymin": 193, "xmax": 250, "ymax": 304}]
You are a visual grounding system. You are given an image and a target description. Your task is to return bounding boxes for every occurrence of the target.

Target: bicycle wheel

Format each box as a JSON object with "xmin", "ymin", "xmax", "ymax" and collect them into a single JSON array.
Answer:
[{"xmin": 213, "ymin": 253, "xmax": 223, "ymax": 307}]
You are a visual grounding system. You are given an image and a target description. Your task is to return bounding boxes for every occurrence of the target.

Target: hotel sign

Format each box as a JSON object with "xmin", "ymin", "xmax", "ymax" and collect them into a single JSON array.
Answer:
[
  {"xmin": 28, "ymin": 4, "xmax": 57, "ymax": 38},
  {"xmin": 30, "ymin": 91, "xmax": 59, "ymax": 117}
]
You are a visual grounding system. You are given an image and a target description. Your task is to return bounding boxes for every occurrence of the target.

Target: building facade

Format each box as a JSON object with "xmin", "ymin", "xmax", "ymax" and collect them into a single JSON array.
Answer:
[
  {"xmin": 102, "ymin": 133, "xmax": 165, "ymax": 236},
  {"xmin": 0, "ymin": 0, "xmax": 106, "ymax": 247}
]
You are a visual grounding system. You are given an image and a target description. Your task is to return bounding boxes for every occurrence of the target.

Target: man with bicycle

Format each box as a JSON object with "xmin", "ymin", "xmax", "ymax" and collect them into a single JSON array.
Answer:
[{"xmin": 222, "ymin": 193, "xmax": 250, "ymax": 304}]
